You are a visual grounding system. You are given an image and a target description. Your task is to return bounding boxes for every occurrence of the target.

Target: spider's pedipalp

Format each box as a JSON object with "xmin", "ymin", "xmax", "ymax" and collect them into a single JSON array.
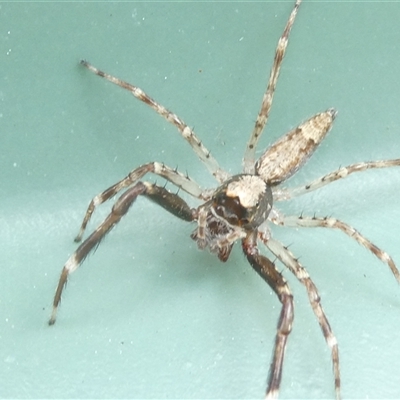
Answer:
[
  {"xmin": 49, "ymin": 181, "xmax": 196, "ymax": 325},
  {"xmin": 81, "ymin": 60, "xmax": 229, "ymax": 183},
  {"xmin": 271, "ymin": 214, "xmax": 400, "ymax": 283},
  {"xmin": 74, "ymin": 161, "xmax": 206, "ymax": 242},
  {"xmin": 256, "ymin": 109, "xmax": 336, "ymax": 185},
  {"xmin": 262, "ymin": 234, "xmax": 341, "ymax": 400},
  {"xmin": 243, "ymin": 0, "xmax": 302, "ymax": 173},
  {"xmin": 273, "ymin": 159, "xmax": 400, "ymax": 201}
]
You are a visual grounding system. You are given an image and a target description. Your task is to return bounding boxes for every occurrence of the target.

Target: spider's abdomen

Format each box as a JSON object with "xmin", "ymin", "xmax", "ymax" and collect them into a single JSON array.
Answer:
[{"xmin": 255, "ymin": 109, "xmax": 337, "ymax": 185}]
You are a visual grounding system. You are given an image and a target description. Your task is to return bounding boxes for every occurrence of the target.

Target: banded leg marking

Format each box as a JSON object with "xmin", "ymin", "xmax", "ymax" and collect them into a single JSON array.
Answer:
[
  {"xmin": 49, "ymin": 182, "xmax": 195, "ymax": 325},
  {"xmin": 274, "ymin": 159, "xmax": 400, "ymax": 201},
  {"xmin": 242, "ymin": 231, "xmax": 294, "ymax": 399},
  {"xmin": 271, "ymin": 213, "xmax": 400, "ymax": 283},
  {"xmin": 243, "ymin": 0, "xmax": 302, "ymax": 173},
  {"xmin": 81, "ymin": 60, "xmax": 229, "ymax": 182},
  {"xmin": 75, "ymin": 161, "xmax": 207, "ymax": 242},
  {"xmin": 261, "ymin": 234, "xmax": 341, "ymax": 400}
]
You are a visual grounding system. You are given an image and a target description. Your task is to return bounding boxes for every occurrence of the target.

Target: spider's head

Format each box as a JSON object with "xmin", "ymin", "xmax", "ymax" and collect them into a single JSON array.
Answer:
[{"xmin": 211, "ymin": 174, "xmax": 273, "ymax": 230}]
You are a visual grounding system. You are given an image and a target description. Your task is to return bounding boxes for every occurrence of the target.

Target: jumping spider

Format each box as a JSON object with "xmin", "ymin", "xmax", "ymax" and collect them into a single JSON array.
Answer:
[{"xmin": 49, "ymin": 1, "xmax": 400, "ymax": 398}]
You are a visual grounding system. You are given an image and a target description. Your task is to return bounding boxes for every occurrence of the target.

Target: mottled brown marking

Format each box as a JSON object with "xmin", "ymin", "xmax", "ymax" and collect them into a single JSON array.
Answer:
[{"xmin": 256, "ymin": 109, "xmax": 336, "ymax": 185}]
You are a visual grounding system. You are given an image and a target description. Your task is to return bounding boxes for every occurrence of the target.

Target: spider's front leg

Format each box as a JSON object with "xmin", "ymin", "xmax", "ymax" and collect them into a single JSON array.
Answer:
[
  {"xmin": 74, "ymin": 162, "xmax": 207, "ymax": 242},
  {"xmin": 242, "ymin": 230, "xmax": 294, "ymax": 399},
  {"xmin": 262, "ymin": 233, "xmax": 341, "ymax": 400},
  {"xmin": 49, "ymin": 182, "xmax": 196, "ymax": 325}
]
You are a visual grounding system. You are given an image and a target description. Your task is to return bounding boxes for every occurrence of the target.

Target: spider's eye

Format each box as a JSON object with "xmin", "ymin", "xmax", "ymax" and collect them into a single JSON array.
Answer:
[{"xmin": 213, "ymin": 194, "xmax": 246, "ymax": 226}]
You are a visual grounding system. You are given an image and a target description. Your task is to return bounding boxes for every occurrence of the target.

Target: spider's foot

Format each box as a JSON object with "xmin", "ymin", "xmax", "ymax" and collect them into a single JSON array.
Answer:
[
  {"xmin": 74, "ymin": 230, "xmax": 84, "ymax": 243},
  {"xmin": 48, "ymin": 308, "xmax": 57, "ymax": 326}
]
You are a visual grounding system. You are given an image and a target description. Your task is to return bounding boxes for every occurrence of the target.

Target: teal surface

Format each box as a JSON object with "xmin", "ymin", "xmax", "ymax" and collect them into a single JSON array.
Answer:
[{"xmin": 1, "ymin": 2, "xmax": 400, "ymax": 399}]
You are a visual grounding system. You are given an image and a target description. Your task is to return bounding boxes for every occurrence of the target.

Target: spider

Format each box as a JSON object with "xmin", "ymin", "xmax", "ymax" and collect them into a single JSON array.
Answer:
[{"xmin": 49, "ymin": 1, "xmax": 400, "ymax": 398}]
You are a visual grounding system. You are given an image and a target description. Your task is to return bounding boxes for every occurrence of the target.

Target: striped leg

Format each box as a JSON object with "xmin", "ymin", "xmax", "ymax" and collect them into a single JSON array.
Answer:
[
  {"xmin": 273, "ymin": 159, "xmax": 400, "ymax": 201},
  {"xmin": 49, "ymin": 182, "xmax": 195, "ymax": 325},
  {"xmin": 242, "ymin": 231, "xmax": 294, "ymax": 399},
  {"xmin": 81, "ymin": 60, "xmax": 229, "ymax": 183},
  {"xmin": 260, "ymin": 233, "xmax": 341, "ymax": 400},
  {"xmin": 270, "ymin": 213, "xmax": 400, "ymax": 283},
  {"xmin": 243, "ymin": 0, "xmax": 302, "ymax": 173},
  {"xmin": 74, "ymin": 161, "xmax": 209, "ymax": 242}
]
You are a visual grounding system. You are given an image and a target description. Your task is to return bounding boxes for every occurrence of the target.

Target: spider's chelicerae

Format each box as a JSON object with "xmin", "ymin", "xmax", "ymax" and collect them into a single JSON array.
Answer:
[{"xmin": 49, "ymin": 1, "xmax": 400, "ymax": 398}]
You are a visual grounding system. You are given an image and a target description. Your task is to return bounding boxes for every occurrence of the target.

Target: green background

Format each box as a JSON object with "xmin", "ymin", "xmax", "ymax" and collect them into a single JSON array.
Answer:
[{"xmin": 1, "ymin": 2, "xmax": 400, "ymax": 399}]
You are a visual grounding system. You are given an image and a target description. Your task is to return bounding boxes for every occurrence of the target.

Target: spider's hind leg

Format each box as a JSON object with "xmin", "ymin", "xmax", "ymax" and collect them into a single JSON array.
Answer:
[
  {"xmin": 271, "ymin": 213, "xmax": 400, "ymax": 283},
  {"xmin": 274, "ymin": 158, "xmax": 400, "ymax": 201},
  {"xmin": 49, "ymin": 182, "xmax": 196, "ymax": 326},
  {"xmin": 243, "ymin": 0, "xmax": 302, "ymax": 173},
  {"xmin": 81, "ymin": 60, "xmax": 229, "ymax": 182}
]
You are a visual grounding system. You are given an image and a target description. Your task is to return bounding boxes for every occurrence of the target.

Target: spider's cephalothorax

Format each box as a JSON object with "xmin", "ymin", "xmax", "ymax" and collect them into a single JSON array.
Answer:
[
  {"xmin": 49, "ymin": 1, "xmax": 400, "ymax": 398},
  {"xmin": 191, "ymin": 174, "xmax": 273, "ymax": 262}
]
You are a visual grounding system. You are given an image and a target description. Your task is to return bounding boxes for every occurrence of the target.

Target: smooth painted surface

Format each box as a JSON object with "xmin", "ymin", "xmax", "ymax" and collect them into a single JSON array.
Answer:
[{"xmin": 1, "ymin": 2, "xmax": 400, "ymax": 399}]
